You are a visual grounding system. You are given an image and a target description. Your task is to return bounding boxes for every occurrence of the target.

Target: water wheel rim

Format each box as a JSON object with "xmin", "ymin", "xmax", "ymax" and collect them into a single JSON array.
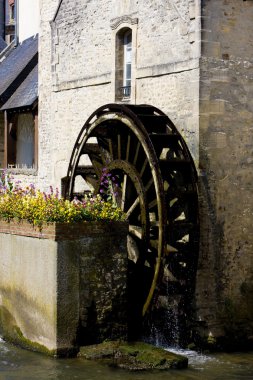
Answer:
[{"xmin": 66, "ymin": 108, "xmax": 166, "ymax": 316}]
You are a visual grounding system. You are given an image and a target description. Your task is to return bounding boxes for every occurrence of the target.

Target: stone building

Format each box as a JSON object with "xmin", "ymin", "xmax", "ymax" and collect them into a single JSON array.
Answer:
[
  {"xmin": 0, "ymin": 0, "xmax": 39, "ymax": 44},
  {"xmin": 0, "ymin": 0, "xmax": 39, "ymax": 183},
  {"xmin": 0, "ymin": 35, "xmax": 38, "ymax": 173},
  {"xmin": 1, "ymin": 0, "xmax": 16, "ymax": 44},
  {"xmin": 3, "ymin": 0, "xmax": 253, "ymax": 347}
]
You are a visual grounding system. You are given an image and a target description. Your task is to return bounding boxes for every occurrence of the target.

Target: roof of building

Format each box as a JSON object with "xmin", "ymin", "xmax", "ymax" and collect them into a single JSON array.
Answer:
[
  {"xmin": 0, "ymin": 37, "xmax": 7, "ymax": 53},
  {"xmin": 0, "ymin": 34, "xmax": 38, "ymax": 105},
  {"xmin": 0, "ymin": 64, "xmax": 38, "ymax": 111}
]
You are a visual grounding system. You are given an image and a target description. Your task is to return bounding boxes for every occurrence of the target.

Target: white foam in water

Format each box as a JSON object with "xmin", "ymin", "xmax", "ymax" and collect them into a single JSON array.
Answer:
[
  {"xmin": 0, "ymin": 337, "xmax": 10, "ymax": 353},
  {"xmin": 165, "ymin": 347, "xmax": 216, "ymax": 366}
]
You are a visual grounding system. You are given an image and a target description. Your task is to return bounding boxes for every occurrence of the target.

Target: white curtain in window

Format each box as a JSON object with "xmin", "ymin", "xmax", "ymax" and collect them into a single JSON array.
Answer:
[
  {"xmin": 123, "ymin": 30, "xmax": 132, "ymax": 88},
  {"xmin": 16, "ymin": 113, "xmax": 34, "ymax": 168}
]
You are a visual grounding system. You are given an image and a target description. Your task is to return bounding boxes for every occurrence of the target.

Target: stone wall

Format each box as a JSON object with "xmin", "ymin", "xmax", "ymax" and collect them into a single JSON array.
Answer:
[
  {"xmin": 38, "ymin": 0, "xmax": 200, "ymax": 190},
  {"xmin": 195, "ymin": 0, "xmax": 253, "ymax": 343},
  {"xmin": 78, "ymin": 222, "xmax": 128, "ymax": 345},
  {"xmin": 38, "ymin": 0, "xmax": 60, "ymax": 190}
]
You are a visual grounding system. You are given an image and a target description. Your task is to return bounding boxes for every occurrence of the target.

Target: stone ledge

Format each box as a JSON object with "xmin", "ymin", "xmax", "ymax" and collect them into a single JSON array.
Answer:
[
  {"xmin": 53, "ymin": 73, "xmax": 111, "ymax": 92},
  {"xmin": 0, "ymin": 220, "xmax": 129, "ymax": 240},
  {"xmin": 136, "ymin": 58, "xmax": 199, "ymax": 79}
]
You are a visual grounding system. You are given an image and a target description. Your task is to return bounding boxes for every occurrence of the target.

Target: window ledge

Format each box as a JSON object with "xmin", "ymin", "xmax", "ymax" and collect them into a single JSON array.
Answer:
[
  {"xmin": 117, "ymin": 97, "xmax": 131, "ymax": 103},
  {"xmin": 5, "ymin": 168, "xmax": 38, "ymax": 176}
]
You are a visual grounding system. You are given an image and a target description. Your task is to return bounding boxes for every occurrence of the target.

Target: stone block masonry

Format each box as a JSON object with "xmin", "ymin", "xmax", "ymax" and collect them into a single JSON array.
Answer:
[
  {"xmin": 196, "ymin": 0, "xmax": 253, "ymax": 344},
  {"xmin": 38, "ymin": 0, "xmax": 200, "ymax": 191}
]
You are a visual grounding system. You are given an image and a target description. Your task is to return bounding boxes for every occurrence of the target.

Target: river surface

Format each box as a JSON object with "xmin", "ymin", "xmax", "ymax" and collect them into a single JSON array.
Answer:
[{"xmin": 0, "ymin": 338, "xmax": 252, "ymax": 380}]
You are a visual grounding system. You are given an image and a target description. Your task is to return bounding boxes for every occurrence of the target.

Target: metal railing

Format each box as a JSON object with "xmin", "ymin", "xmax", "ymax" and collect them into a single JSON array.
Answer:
[{"xmin": 118, "ymin": 86, "xmax": 131, "ymax": 99}]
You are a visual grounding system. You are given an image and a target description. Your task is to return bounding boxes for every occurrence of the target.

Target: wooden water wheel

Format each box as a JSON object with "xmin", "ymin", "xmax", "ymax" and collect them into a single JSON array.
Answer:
[{"xmin": 64, "ymin": 103, "xmax": 199, "ymax": 321}]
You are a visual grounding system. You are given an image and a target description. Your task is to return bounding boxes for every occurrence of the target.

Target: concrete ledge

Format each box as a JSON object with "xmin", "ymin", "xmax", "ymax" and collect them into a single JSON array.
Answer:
[{"xmin": 0, "ymin": 221, "xmax": 128, "ymax": 356}]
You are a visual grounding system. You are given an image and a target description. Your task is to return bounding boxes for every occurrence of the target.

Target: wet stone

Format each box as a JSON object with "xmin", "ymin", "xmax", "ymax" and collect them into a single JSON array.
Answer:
[{"xmin": 78, "ymin": 341, "xmax": 188, "ymax": 370}]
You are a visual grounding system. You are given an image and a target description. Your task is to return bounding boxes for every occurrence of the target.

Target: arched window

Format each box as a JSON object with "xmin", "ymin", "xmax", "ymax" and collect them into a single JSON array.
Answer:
[
  {"xmin": 111, "ymin": 16, "xmax": 138, "ymax": 102},
  {"xmin": 115, "ymin": 28, "xmax": 132, "ymax": 100}
]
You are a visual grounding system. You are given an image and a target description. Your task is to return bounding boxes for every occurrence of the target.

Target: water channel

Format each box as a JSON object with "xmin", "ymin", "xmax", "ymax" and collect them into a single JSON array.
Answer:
[{"xmin": 0, "ymin": 338, "xmax": 252, "ymax": 380}]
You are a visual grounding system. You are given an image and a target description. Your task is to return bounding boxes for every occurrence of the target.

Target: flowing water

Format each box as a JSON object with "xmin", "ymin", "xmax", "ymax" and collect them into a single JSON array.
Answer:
[{"xmin": 0, "ymin": 338, "xmax": 252, "ymax": 380}]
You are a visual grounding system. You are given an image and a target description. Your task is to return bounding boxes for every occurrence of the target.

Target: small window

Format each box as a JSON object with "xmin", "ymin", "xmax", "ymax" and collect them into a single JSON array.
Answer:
[
  {"xmin": 16, "ymin": 114, "xmax": 34, "ymax": 167},
  {"xmin": 10, "ymin": 4, "xmax": 15, "ymax": 21},
  {"xmin": 5, "ymin": 112, "xmax": 38, "ymax": 170},
  {"xmin": 115, "ymin": 28, "xmax": 132, "ymax": 101},
  {"xmin": 123, "ymin": 30, "xmax": 132, "ymax": 98}
]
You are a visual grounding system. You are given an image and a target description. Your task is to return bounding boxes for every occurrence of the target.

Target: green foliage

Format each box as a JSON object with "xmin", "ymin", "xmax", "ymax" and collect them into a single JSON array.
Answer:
[{"xmin": 0, "ymin": 172, "xmax": 125, "ymax": 228}]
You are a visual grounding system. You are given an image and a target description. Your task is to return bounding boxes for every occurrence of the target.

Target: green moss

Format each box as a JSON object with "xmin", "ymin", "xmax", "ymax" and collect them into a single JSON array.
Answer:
[
  {"xmin": 12, "ymin": 325, "xmax": 56, "ymax": 356},
  {"xmin": 78, "ymin": 341, "xmax": 188, "ymax": 370},
  {"xmin": 0, "ymin": 305, "xmax": 56, "ymax": 356},
  {"xmin": 207, "ymin": 333, "xmax": 216, "ymax": 346}
]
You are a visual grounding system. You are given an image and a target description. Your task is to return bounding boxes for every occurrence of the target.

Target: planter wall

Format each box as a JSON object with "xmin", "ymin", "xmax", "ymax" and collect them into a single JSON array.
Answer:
[{"xmin": 0, "ymin": 220, "xmax": 128, "ymax": 356}]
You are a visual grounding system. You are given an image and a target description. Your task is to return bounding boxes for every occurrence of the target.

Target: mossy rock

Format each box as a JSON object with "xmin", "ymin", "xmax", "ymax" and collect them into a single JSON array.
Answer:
[{"xmin": 78, "ymin": 341, "xmax": 188, "ymax": 370}]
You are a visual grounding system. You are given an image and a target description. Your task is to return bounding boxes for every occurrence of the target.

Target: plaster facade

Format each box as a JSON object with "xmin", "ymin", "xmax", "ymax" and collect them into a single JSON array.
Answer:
[
  {"xmin": 39, "ymin": 0, "xmax": 200, "ymax": 191},
  {"xmin": 35, "ymin": 0, "xmax": 253, "ymax": 345}
]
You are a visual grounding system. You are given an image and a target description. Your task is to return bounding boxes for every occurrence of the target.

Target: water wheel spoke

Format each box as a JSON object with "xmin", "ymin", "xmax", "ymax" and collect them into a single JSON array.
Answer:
[
  {"xmin": 117, "ymin": 134, "xmax": 121, "ymax": 160},
  {"xmin": 126, "ymin": 196, "xmax": 140, "ymax": 218},
  {"xmin": 148, "ymin": 198, "xmax": 157, "ymax": 209},
  {"xmin": 133, "ymin": 141, "xmax": 140, "ymax": 165},
  {"xmin": 121, "ymin": 174, "xmax": 128, "ymax": 211},
  {"xmin": 108, "ymin": 139, "xmax": 114, "ymax": 159},
  {"xmin": 84, "ymin": 175, "xmax": 99, "ymax": 190},
  {"xmin": 140, "ymin": 158, "xmax": 148, "ymax": 177},
  {"xmin": 145, "ymin": 178, "xmax": 154, "ymax": 192},
  {"xmin": 81, "ymin": 143, "xmax": 100, "ymax": 156},
  {"xmin": 92, "ymin": 160, "xmax": 103, "ymax": 176},
  {"xmin": 94, "ymin": 139, "xmax": 112, "ymax": 166},
  {"xmin": 126, "ymin": 134, "xmax": 131, "ymax": 161}
]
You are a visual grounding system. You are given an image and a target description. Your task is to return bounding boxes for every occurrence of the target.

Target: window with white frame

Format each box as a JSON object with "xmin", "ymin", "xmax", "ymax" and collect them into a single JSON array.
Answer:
[
  {"xmin": 115, "ymin": 28, "xmax": 132, "ymax": 100},
  {"xmin": 4, "ymin": 111, "xmax": 38, "ymax": 170},
  {"xmin": 111, "ymin": 16, "xmax": 138, "ymax": 102},
  {"xmin": 10, "ymin": 3, "xmax": 15, "ymax": 22},
  {"xmin": 123, "ymin": 30, "xmax": 132, "ymax": 98}
]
